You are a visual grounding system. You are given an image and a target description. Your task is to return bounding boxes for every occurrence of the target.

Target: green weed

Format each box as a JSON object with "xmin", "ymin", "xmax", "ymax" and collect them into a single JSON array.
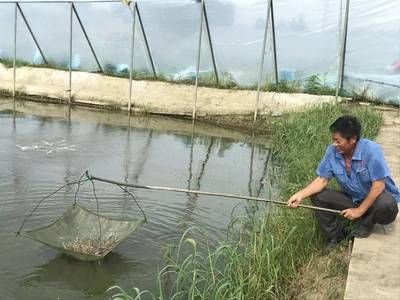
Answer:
[
  {"xmin": 303, "ymin": 75, "xmax": 336, "ymax": 96},
  {"xmin": 108, "ymin": 103, "xmax": 382, "ymax": 299}
]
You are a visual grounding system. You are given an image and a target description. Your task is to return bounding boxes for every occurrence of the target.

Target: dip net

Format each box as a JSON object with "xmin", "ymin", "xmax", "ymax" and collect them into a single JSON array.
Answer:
[{"xmin": 17, "ymin": 172, "xmax": 146, "ymax": 261}]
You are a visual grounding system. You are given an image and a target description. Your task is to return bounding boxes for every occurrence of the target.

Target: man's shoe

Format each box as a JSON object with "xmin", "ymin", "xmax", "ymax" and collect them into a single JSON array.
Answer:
[
  {"xmin": 351, "ymin": 225, "xmax": 373, "ymax": 239},
  {"xmin": 325, "ymin": 239, "xmax": 341, "ymax": 251}
]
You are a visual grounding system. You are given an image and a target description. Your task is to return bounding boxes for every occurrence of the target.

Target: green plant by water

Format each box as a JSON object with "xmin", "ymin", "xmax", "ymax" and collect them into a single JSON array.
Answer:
[{"xmin": 107, "ymin": 103, "xmax": 382, "ymax": 299}]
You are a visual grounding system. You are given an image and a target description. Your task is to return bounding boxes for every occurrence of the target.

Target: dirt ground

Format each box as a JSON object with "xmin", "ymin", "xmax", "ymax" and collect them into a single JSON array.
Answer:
[
  {"xmin": 289, "ymin": 244, "xmax": 352, "ymax": 300},
  {"xmin": 375, "ymin": 108, "xmax": 400, "ymax": 183}
]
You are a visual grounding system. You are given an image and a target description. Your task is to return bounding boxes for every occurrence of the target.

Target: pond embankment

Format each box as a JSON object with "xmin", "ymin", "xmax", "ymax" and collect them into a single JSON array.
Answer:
[{"xmin": 0, "ymin": 63, "xmax": 337, "ymax": 119}]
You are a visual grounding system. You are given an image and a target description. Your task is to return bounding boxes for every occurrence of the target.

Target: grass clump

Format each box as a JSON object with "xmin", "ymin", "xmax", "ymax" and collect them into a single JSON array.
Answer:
[
  {"xmin": 303, "ymin": 75, "xmax": 336, "ymax": 96},
  {"xmin": 262, "ymin": 80, "xmax": 301, "ymax": 93},
  {"xmin": 259, "ymin": 75, "xmax": 337, "ymax": 96},
  {"xmin": 0, "ymin": 58, "xmax": 24, "ymax": 68},
  {"xmin": 108, "ymin": 103, "xmax": 382, "ymax": 300},
  {"xmin": 0, "ymin": 57, "xmax": 69, "ymax": 71}
]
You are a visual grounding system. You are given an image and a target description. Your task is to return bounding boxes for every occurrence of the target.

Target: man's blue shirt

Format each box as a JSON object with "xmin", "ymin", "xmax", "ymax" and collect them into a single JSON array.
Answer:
[{"xmin": 316, "ymin": 138, "xmax": 400, "ymax": 203}]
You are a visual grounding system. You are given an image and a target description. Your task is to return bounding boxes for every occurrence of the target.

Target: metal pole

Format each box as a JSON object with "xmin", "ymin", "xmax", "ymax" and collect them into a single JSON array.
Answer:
[
  {"xmin": 335, "ymin": 0, "xmax": 350, "ymax": 102},
  {"xmin": 68, "ymin": 2, "xmax": 73, "ymax": 104},
  {"xmin": 16, "ymin": 3, "xmax": 47, "ymax": 65},
  {"xmin": 135, "ymin": 3, "xmax": 156, "ymax": 79},
  {"xmin": 72, "ymin": 3, "xmax": 103, "ymax": 72},
  {"xmin": 193, "ymin": 0, "xmax": 204, "ymax": 120},
  {"xmin": 13, "ymin": 3, "xmax": 17, "ymax": 106},
  {"xmin": 270, "ymin": 0, "xmax": 278, "ymax": 84},
  {"xmin": 254, "ymin": 0, "xmax": 272, "ymax": 122},
  {"xmin": 88, "ymin": 174, "xmax": 342, "ymax": 214},
  {"xmin": 203, "ymin": 0, "xmax": 219, "ymax": 86},
  {"xmin": 128, "ymin": 1, "xmax": 136, "ymax": 115}
]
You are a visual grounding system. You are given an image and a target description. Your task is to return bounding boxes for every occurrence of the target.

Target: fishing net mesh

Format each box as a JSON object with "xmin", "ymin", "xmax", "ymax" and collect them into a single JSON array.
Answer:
[{"xmin": 22, "ymin": 204, "xmax": 145, "ymax": 261}]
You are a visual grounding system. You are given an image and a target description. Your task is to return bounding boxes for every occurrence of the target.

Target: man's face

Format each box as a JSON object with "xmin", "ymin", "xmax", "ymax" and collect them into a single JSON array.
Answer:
[{"xmin": 331, "ymin": 132, "xmax": 357, "ymax": 155}]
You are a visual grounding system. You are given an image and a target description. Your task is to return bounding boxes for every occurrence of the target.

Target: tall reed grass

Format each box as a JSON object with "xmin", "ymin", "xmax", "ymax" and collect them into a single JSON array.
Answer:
[{"xmin": 110, "ymin": 103, "xmax": 383, "ymax": 299}]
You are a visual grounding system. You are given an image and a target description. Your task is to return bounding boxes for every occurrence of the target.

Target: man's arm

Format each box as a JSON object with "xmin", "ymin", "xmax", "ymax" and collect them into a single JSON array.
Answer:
[
  {"xmin": 341, "ymin": 179, "xmax": 385, "ymax": 220},
  {"xmin": 288, "ymin": 176, "xmax": 329, "ymax": 208}
]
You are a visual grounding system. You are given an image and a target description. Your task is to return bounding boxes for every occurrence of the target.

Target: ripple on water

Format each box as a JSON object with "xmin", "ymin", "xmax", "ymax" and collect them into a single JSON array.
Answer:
[{"xmin": 0, "ymin": 108, "xmax": 273, "ymax": 299}]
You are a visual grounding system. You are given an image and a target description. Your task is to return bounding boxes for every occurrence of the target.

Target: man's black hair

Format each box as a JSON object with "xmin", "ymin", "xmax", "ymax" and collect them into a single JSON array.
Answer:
[{"xmin": 329, "ymin": 115, "xmax": 362, "ymax": 141}]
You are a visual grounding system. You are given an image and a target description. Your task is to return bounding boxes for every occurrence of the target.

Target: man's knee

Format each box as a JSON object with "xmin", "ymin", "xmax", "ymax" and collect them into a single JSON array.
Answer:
[
  {"xmin": 372, "ymin": 193, "xmax": 399, "ymax": 224},
  {"xmin": 311, "ymin": 189, "xmax": 354, "ymax": 211}
]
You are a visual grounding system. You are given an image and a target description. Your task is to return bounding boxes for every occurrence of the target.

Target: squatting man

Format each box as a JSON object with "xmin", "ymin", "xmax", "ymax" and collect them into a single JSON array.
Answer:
[{"xmin": 288, "ymin": 115, "xmax": 399, "ymax": 249}]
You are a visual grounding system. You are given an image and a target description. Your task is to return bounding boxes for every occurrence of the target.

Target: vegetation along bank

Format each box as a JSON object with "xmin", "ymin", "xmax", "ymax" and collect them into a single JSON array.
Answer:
[{"xmin": 108, "ymin": 103, "xmax": 383, "ymax": 299}]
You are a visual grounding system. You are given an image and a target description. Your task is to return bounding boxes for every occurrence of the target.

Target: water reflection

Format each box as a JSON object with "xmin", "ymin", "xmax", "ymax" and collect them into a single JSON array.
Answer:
[
  {"xmin": 121, "ymin": 127, "xmax": 153, "ymax": 217},
  {"xmin": 18, "ymin": 253, "xmax": 140, "ymax": 298},
  {"xmin": 248, "ymin": 142, "xmax": 255, "ymax": 197},
  {"xmin": 180, "ymin": 134, "xmax": 215, "ymax": 228},
  {"xmin": 131, "ymin": 131, "xmax": 153, "ymax": 184},
  {"xmin": 66, "ymin": 103, "xmax": 72, "ymax": 121}
]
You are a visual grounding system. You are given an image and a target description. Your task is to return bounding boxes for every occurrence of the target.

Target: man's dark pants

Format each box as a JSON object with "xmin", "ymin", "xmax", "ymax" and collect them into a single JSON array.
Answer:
[{"xmin": 311, "ymin": 189, "xmax": 399, "ymax": 241}]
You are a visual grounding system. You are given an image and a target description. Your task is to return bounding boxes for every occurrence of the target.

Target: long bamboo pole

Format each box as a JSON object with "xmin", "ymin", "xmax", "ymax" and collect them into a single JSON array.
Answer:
[{"xmin": 88, "ymin": 174, "xmax": 341, "ymax": 214}]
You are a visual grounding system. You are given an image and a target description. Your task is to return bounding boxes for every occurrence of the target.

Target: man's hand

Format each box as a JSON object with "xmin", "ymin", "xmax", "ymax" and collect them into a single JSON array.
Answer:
[
  {"xmin": 341, "ymin": 207, "xmax": 364, "ymax": 220},
  {"xmin": 288, "ymin": 193, "xmax": 304, "ymax": 208},
  {"xmin": 287, "ymin": 177, "xmax": 329, "ymax": 208}
]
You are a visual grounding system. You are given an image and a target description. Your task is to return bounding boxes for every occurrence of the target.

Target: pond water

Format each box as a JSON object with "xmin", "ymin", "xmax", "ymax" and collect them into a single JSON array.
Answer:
[{"xmin": 0, "ymin": 99, "xmax": 274, "ymax": 299}]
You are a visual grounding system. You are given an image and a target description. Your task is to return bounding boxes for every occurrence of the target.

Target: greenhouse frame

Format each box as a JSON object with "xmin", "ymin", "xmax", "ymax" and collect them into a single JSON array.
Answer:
[{"xmin": 0, "ymin": 0, "xmax": 399, "ymax": 119}]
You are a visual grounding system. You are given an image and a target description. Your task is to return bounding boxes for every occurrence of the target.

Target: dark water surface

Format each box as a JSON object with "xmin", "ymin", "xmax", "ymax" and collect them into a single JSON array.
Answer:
[{"xmin": 0, "ymin": 99, "xmax": 274, "ymax": 299}]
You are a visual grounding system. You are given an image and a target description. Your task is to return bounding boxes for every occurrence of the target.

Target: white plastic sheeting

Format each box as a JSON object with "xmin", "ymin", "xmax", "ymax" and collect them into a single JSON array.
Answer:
[
  {"xmin": 274, "ymin": 0, "xmax": 342, "ymax": 84},
  {"xmin": 0, "ymin": 0, "xmax": 398, "ymax": 103},
  {"xmin": 344, "ymin": 0, "xmax": 400, "ymax": 104}
]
